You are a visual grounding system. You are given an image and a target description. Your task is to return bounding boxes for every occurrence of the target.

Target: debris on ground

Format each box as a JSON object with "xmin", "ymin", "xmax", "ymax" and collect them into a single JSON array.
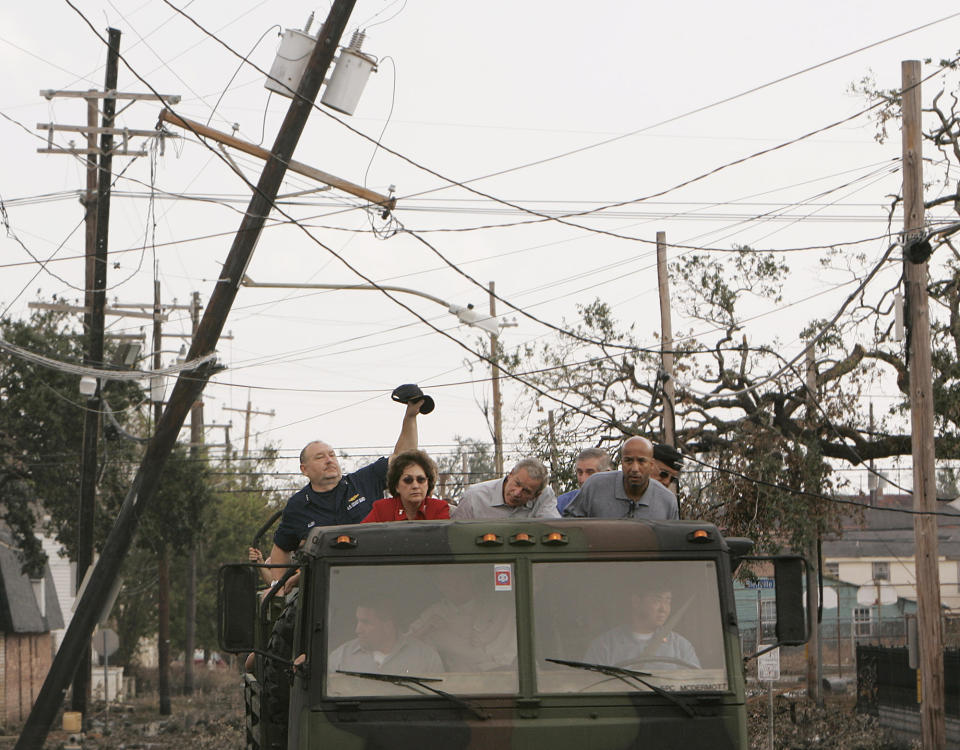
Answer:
[{"xmin": 747, "ymin": 692, "xmax": 913, "ymax": 750}]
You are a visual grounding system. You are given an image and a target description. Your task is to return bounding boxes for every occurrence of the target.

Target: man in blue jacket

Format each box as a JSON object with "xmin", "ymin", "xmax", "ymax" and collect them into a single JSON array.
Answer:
[{"xmin": 268, "ymin": 398, "xmax": 424, "ymax": 580}]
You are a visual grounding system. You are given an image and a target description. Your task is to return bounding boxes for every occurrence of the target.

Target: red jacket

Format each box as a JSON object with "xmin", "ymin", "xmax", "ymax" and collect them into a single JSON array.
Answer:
[{"xmin": 361, "ymin": 496, "xmax": 450, "ymax": 522}]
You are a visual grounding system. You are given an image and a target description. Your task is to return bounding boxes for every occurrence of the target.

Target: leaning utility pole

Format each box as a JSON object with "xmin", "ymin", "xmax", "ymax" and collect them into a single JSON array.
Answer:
[
  {"xmin": 489, "ymin": 281, "xmax": 504, "ymax": 476},
  {"xmin": 902, "ymin": 59, "xmax": 946, "ymax": 750},
  {"xmin": 656, "ymin": 231, "xmax": 676, "ymax": 446},
  {"xmin": 14, "ymin": 3, "xmax": 357, "ymax": 746}
]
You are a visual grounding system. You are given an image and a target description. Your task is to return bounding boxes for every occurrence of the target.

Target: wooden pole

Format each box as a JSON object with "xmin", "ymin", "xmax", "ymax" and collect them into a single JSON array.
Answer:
[
  {"xmin": 547, "ymin": 410, "xmax": 560, "ymax": 494},
  {"xmin": 223, "ymin": 392, "xmax": 274, "ymax": 459},
  {"xmin": 805, "ymin": 347, "xmax": 822, "ymax": 705},
  {"xmin": 902, "ymin": 58, "xmax": 946, "ymax": 750},
  {"xmin": 13, "ymin": 4, "xmax": 357, "ymax": 746},
  {"xmin": 73, "ymin": 29, "xmax": 120, "ymax": 720},
  {"xmin": 656, "ymin": 231, "xmax": 676, "ymax": 446},
  {"xmin": 489, "ymin": 281, "xmax": 504, "ymax": 476},
  {"xmin": 83, "ymin": 92, "xmax": 98, "ymax": 313},
  {"xmin": 157, "ymin": 109, "xmax": 395, "ymax": 210},
  {"xmin": 152, "ymin": 279, "xmax": 172, "ymax": 716},
  {"xmin": 183, "ymin": 291, "xmax": 202, "ymax": 696}
]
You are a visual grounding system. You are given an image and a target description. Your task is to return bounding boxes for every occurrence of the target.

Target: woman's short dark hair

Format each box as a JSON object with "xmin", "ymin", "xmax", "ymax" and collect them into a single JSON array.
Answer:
[{"xmin": 387, "ymin": 450, "xmax": 438, "ymax": 498}]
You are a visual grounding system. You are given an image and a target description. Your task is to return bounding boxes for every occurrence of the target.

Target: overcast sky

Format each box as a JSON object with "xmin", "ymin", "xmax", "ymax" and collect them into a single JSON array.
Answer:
[{"xmin": 2, "ymin": 1, "xmax": 960, "ymax": 492}]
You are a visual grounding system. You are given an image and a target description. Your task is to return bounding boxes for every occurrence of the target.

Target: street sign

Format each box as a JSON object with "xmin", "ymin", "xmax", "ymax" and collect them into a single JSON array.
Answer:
[
  {"xmin": 93, "ymin": 627, "xmax": 119, "ymax": 659},
  {"xmin": 757, "ymin": 647, "xmax": 780, "ymax": 682},
  {"xmin": 745, "ymin": 578, "xmax": 775, "ymax": 589}
]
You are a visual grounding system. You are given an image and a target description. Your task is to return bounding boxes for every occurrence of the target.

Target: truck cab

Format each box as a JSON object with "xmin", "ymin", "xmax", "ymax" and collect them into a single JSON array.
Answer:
[{"xmin": 221, "ymin": 518, "xmax": 806, "ymax": 750}]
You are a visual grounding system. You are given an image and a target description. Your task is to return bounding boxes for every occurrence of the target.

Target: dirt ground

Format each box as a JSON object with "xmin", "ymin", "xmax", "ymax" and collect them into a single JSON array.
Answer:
[
  {"xmin": 0, "ymin": 671, "xmax": 244, "ymax": 750},
  {"xmin": 1, "ymin": 674, "xmax": 911, "ymax": 750}
]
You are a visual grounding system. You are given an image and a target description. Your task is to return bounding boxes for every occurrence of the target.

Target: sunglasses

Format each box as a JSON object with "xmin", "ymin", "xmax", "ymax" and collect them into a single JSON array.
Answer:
[{"xmin": 401, "ymin": 475, "xmax": 428, "ymax": 485}]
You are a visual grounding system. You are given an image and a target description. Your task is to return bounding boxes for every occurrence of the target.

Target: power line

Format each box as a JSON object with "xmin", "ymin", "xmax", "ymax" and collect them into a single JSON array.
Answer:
[{"xmin": 52, "ymin": 3, "xmax": 960, "ymax": 520}]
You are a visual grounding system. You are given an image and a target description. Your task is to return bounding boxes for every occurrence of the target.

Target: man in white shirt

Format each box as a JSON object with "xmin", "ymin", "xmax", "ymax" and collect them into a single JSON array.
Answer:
[{"xmin": 452, "ymin": 458, "xmax": 559, "ymax": 519}]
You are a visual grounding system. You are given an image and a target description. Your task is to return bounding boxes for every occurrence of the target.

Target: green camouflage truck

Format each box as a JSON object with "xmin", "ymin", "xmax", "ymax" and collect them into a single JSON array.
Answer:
[{"xmin": 219, "ymin": 518, "xmax": 807, "ymax": 750}]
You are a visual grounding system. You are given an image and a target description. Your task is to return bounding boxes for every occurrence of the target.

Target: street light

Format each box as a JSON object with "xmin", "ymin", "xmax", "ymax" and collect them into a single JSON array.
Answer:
[{"xmin": 240, "ymin": 275, "xmax": 503, "ymax": 335}]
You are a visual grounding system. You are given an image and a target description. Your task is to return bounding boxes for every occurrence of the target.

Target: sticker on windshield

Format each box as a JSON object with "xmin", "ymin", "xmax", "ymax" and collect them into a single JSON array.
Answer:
[{"xmin": 494, "ymin": 563, "xmax": 513, "ymax": 591}]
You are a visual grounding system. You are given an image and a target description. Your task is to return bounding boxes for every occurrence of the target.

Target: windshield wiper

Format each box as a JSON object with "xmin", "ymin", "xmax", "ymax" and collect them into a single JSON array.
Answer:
[
  {"xmin": 336, "ymin": 670, "xmax": 489, "ymax": 720},
  {"xmin": 545, "ymin": 658, "xmax": 697, "ymax": 717}
]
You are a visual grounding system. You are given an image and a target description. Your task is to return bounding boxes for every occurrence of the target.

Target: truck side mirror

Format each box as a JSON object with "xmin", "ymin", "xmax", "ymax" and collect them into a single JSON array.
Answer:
[
  {"xmin": 219, "ymin": 564, "xmax": 258, "ymax": 652},
  {"xmin": 773, "ymin": 557, "xmax": 807, "ymax": 645}
]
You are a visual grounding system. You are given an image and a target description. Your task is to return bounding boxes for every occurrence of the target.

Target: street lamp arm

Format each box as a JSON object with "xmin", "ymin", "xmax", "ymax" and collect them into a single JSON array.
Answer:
[{"xmin": 241, "ymin": 275, "xmax": 451, "ymax": 309}]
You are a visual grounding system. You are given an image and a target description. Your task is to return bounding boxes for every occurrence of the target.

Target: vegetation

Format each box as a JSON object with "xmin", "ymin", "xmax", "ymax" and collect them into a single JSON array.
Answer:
[
  {"xmin": 0, "ymin": 308, "xmax": 142, "ymax": 574},
  {"xmin": 0, "ymin": 305, "xmax": 281, "ymax": 673}
]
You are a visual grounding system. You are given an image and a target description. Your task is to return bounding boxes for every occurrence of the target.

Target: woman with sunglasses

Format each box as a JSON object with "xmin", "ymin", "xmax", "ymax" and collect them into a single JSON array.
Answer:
[{"xmin": 362, "ymin": 449, "xmax": 450, "ymax": 522}]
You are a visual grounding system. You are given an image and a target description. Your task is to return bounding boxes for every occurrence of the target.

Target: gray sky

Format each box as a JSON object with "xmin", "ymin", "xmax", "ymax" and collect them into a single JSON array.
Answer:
[{"xmin": 2, "ymin": 1, "xmax": 959, "ymax": 491}]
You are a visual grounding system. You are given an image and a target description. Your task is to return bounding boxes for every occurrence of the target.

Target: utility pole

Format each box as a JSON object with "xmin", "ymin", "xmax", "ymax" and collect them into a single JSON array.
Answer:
[
  {"xmin": 805, "ymin": 347, "xmax": 822, "ymax": 706},
  {"xmin": 489, "ymin": 281, "xmax": 504, "ymax": 476},
  {"xmin": 73, "ymin": 28, "xmax": 120, "ymax": 721},
  {"xmin": 184, "ymin": 291, "xmax": 203, "ymax": 696},
  {"xmin": 869, "ymin": 402, "xmax": 877, "ymax": 506},
  {"xmin": 152, "ymin": 278, "xmax": 172, "ymax": 717},
  {"xmin": 902, "ymin": 58, "xmax": 946, "ymax": 749},
  {"xmin": 83, "ymin": 92, "xmax": 98, "ymax": 308},
  {"xmin": 204, "ymin": 423, "xmax": 233, "ymax": 461},
  {"xmin": 37, "ymin": 30, "xmax": 178, "ymax": 723},
  {"xmin": 13, "ymin": 3, "xmax": 357, "ymax": 746},
  {"xmin": 223, "ymin": 391, "xmax": 275, "ymax": 459},
  {"xmin": 547, "ymin": 410, "xmax": 560, "ymax": 494},
  {"xmin": 656, "ymin": 231, "xmax": 676, "ymax": 446}
]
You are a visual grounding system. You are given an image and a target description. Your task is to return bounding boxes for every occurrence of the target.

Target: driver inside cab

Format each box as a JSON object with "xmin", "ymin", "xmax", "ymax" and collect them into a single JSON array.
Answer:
[{"xmin": 585, "ymin": 583, "xmax": 699, "ymax": 668}]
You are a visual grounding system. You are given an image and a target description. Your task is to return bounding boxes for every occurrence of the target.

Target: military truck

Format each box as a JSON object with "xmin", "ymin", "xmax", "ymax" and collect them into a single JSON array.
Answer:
[{"xmin": 219, "ymin": 518, "xmax": 808, "ymax": 750}]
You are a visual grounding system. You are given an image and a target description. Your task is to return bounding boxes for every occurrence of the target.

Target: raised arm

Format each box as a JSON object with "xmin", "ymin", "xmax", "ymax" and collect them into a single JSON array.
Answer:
[{"xmin": 390, "ymin": 399, "xmax": 423, "ymax": 460}]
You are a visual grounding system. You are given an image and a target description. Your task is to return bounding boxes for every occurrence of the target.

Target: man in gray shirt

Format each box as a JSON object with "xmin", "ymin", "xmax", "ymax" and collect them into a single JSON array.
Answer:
[
  {"xmin": 585, "ymin": 583, "xmax": 699, "ymax": 668},
  {"xmin": 329, "ymin": 601, "xmax": 443, "ymax": 676},
  {"xmin": 452, "ymin": 458, "xmax": 560, "ymax": 519},
  {"xmin": 564, "ymin": 437, "xmax": 677, "ymax": 520}
]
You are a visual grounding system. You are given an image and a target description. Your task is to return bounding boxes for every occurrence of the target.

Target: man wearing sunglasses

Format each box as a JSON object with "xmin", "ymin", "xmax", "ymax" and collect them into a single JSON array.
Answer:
[
  {"xmin": 563, "ymin": 436, "xmax": 677, "ymax": 520},
  {"xmin": 451, "ymin": 458, "xmax": 560, "ymax": 519},
  {"xmin": 651, "ymin": 443, "xmax": 683, "ymax": 494}
]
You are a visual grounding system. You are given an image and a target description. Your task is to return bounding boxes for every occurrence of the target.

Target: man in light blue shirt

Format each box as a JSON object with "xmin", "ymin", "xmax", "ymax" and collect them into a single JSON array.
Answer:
[{"xmin": 556, "ymin": 448, "xmax": 612, "ymax": 514}]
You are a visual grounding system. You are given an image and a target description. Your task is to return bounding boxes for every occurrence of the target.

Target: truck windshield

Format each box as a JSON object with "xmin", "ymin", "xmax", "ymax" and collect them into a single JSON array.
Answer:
[
  {"xmin": 325, "ymin": 562, "xmax": 519, "ymax": 697},
  {"xmin": 533, "ymin": 560, "xmax": 729, "ymax": 694}
]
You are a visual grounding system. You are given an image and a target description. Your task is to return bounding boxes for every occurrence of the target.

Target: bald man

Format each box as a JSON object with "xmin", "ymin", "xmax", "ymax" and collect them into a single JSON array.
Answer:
[
  {"xmin": 269, "ymin": 399, "xmax": 424, "ymax": 579},
  {"xmin": 563, "ymin": 437, "xmax": 678, "ymax": 520}
]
